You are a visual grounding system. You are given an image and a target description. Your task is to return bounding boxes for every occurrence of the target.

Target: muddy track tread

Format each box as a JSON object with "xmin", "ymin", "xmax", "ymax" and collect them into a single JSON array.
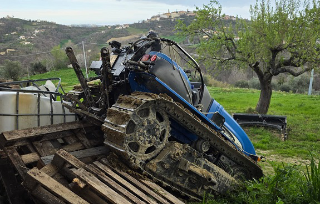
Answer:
[{"xmin": 102, "ymin": 92, "xmax": 262, "ymax": 198}]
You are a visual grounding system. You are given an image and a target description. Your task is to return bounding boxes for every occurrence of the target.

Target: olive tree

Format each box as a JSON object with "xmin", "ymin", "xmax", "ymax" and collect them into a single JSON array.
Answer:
[
  {"xmin": 0, "ymin": 60, "xmax": 23, "ymax": 81},
  {"xmin": 177, "ymin": 0, "xmax": 320, "ymax": 114}
]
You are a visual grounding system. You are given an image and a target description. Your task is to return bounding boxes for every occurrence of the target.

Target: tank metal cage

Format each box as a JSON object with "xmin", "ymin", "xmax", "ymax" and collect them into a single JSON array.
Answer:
[{"xmin": 0, "ymin": 78, "xmax": 77, "ymax": 130}]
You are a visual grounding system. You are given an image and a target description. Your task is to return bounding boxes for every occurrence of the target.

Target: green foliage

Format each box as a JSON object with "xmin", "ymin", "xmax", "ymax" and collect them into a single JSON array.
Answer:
[
  {"xmin": 302, "ymin": 153, "xmax": 320, "ymax": 202},
  {"xmin": 51, "ymin": 45, "xmax": 69, "ymax": 70},
  {"xmin": 0, "ymin": 59, "xmax": 23, "ymax": 80},
  {"xmin": 248, "ymin": 77, "xmax": 261, "ymax": 90},
  {"xmin": 30, "ymin": 61, "xmax": 47, "ymax": 75},
  {"xmin": 208, "ymin": 162, "xmax": 314, "ymax": 204},
  {"xmin": 288, "ymin": 75, "xmax": 310, "ymax": 93},
  {"xmin": 177, "ymin": 0, "xmax": 320, "ymax": 114},
  {"xmin": 162, "ymin": 35, "xmax": 186, "ymax": 43},
  {"xmin": 234, "ymin": 80, "xmax": 249, "ymax": 88},
  {"xmin": 279, "ymin": 83, "xmax": 291, "ymax": 92}
]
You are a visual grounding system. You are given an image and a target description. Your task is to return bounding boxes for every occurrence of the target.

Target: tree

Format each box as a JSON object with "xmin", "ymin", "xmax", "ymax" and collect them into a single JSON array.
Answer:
[
  {"xmin": 31, "ymin": 61, "xmax": 47, "ymax": 74},
  {"xmin": 177, "ymin": 0, "xmax": 320, "ymax": 114},
  {"xmin": 51, "ymin": 45, "xmax": 68, "ymax": 70},
  {"xmin": 0, "ymin": 60, "xmax": 23, "ymax": 81}
]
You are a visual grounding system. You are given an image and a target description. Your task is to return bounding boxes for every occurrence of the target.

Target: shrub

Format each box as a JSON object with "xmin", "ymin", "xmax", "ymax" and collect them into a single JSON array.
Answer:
[
  {"xmin": 248, "ymin": 77, "xmax": 261, "ymax": 90},
  {"xmin": 207, "ymin": 155, "xmax": 320, "ymax": 204},
  {"xmin": 288, "ymin": 75, "xmax": 309, "ymax": 93},
  {"xmin": 0, "ymin": 60, "xmax": 23, "ymax": 81},
  {"xmin": 279, "ymin": 83, "xmax": 291, "ymax": 92},
  {"xmin": 271, "ymin": 81, "xmax": 279, "ymax": 90},
  {"xmin": 234, "ymin": 80, "xmax": 249, "ymax": 88},
  {"xmin": 301, "ymin": 153, "xmax": 320, "ymax": 202},
  {"xmin": 31, "ymin": 62, "xmax": 47, "ymax": 75}
]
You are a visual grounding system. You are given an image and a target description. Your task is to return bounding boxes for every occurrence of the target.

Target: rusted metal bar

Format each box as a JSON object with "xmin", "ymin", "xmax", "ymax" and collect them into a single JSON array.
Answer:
[
  {"xmin": 100, "ymin": 47, "xmax": 113, "ymax": 109},
  {"xmin": 65, "ymin": 47, "xmax": 95, "ymax": 107}
]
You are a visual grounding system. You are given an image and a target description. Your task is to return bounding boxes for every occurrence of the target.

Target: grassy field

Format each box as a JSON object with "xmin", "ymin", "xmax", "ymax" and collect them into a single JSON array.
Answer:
[{"xmin": 208, "ymin": 87, "xmax": 320, "ymax": 160}]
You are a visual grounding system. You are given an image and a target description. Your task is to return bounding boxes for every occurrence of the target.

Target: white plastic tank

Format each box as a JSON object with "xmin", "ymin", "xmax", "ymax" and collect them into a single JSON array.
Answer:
[
  {"xmin": 0, "ymin": 92, "xmax": 17, "ymax": 132},
  {"xmin": 0, "ymin": 91, "xmax": 76, "ymax": 133}
]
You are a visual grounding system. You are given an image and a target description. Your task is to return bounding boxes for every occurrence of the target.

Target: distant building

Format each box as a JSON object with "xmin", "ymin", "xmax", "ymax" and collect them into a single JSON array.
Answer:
[
  {"xmin": 150, "ymin": 15, "xmax": 160, "ymax": 21},
  {"xmin": 160, "ymin": 14, "xmax": 169, "ymax": 19},
  {"xmin": 187, "ymin": 12, "xmax": 196, "ymax": 16},
  {"xmin": 6, "ymin": 49, "xmax": 16, "ymax": 54},
  {"xmin": 163, "ymin": 13, "xmax": 171, "ymax": 18},
  {"xmin": 178, "ymin": 11, "xmax": 187, "ymax": 15},
  {"xmin": 171, "ymin": 12, "xmax": 180, "ymax": 18}
]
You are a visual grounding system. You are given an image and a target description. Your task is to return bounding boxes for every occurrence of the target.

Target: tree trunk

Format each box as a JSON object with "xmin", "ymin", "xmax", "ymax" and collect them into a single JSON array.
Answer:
[{"xmin": 255, "ymin": 78, "xmax": 272, "ymax": 114}]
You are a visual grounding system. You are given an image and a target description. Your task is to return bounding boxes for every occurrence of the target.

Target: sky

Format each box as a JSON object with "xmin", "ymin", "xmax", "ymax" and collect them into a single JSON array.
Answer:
[{"xmin": 0, "ymin": 0, "xmax": 256, "ymax": 25}]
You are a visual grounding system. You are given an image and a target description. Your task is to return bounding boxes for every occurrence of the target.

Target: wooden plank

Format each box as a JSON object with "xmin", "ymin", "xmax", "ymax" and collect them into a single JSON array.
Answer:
[
  {"xmin": 51, "ymin": 149, "xmax": 86, "ymax": 169},
  {"xmin": 63, "ymin": 135, "xmax": 79, "ymax": 144},
  {"xmin": 0, "ymin": 121, "xmax": 92, "ymax": 147},
  {"xmin": 21, "ymin": 152, "xmax": 40, "ymax": 164},
  {"xmin": 24, "ymin": 167, "xmax": 89, "ymax": 204},
  {"xmin": 40, "ymin": 163, "xmax": 59, "ymax": 177},
  {"xmin": 70, "ymin": 184, "xmax": 108, "ymax": 204},
  {"xmin": 85, "ymin": 164, "xmax": 145, "ymax": 204},
  {"xmin": 0, "ymin": 158, "xmax": 30, "ymax": 204},
  {"xmin": 61, "ymin": 142, "xmax": 84, "ymax": 152},
  {"xmin": 74, "ymin": 130, "xmax": 92, "ymax": 148},
  {"xmin": 31, "ymin": 185, "xmax": 66, "ymax": 204},
  {"xmin": 73, "ymin": 168, "xmax": 131, "ymax": 204},
  {"xmin": 4, "ymin": 146, "xmax": 28, "ymax": 178},
  {"xmin": 94, "ymin": 161, "xmax": 157, "ymax": 204},
  {"xmin": 33, "ymin": 140, "xmax": 56, "ymax": 156},
  {"xmin": 2, "ymin": 131, "xmax": 75, "ymax": 149},
  {"xmin": 141, "ymin": 180, "xmax": 184, "ymax": 204},
  {"xmin": 35, "ymin": 130, "xmax": 75, "ymax": 143},
  {"xmin": 100, "ymin": 158, "xmax": 169, "ymax": 204},
  {"xmin": 43, "ymin": 146, "xmax": 108, "ymax": 165}
]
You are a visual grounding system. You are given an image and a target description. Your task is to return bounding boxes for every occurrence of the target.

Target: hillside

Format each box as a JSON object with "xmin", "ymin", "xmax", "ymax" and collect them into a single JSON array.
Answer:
[{"xmin": 0, "ymin": 14, "xmax": 197, "ymax": 72}]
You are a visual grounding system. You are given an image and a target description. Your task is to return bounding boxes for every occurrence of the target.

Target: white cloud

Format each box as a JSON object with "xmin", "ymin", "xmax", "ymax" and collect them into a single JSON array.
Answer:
[{"xmin": 222, "ymin": 6, "xmax": 251, "ymax": 19}]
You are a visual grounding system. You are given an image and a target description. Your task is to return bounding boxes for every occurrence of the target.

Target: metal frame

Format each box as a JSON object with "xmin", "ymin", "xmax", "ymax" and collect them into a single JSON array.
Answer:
[
  {"xmin": 0, "ymin": 78, "xmax": 77, "ymax": 130},
  {"xmin": 233, "ymin": 113, "xmax": 287, "ymax": 140}
]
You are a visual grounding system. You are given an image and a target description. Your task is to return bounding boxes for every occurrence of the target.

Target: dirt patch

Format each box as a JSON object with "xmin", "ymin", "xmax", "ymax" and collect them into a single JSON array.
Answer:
[{"xmin": 256, "ymin": 150, "xmax": 311, "ymax": 175}]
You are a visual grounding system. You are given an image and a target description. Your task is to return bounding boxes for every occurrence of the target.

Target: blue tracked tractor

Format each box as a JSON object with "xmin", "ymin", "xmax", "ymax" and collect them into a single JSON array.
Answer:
[{"xmin": 65, "ymin": 33, "xmax": 263, "ymax": 200}]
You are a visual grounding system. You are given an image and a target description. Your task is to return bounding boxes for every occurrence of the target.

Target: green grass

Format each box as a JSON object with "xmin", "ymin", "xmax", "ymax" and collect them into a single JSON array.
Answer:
[
  {"xmin": 162, "ymin": 35, "xmax": 186, "ymax": 43},
  {"xmin": 60, "ymin": 39, "xmax": 72, "ymax": 47},
  {"xmin": 208, "ymin": 87, "xmax": 320, "ymax": 160},
  {"xmin": 25, "ymin": 68, "xmax": 96, "ymax": 92}
]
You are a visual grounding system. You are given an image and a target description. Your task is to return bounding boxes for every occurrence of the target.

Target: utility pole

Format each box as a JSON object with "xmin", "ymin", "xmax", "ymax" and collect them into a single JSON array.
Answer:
[
  {"xmin": 82, "ymin": 41, "xmax": 88, "ymax": 79},
  {"xmin": 308, "ymin": 69, "xmax": 314, "ymax": 95}
]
